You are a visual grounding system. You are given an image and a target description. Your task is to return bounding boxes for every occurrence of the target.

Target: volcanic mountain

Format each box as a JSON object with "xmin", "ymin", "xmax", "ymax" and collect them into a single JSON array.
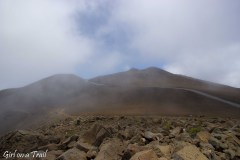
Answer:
[{"xmin": 0, "ymin": 67, "xmax": 240, "ymax": 135}]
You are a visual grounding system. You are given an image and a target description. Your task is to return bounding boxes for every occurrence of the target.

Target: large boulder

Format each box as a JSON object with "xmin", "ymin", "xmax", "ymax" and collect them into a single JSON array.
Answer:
[
  {"xmin": 157, "ymin": 145, "xmax": 173, "ymax": 158},
  {"xmin": 59, "ymin": 135, "xmax": 79, "ymax": 150},
  {"xmin": 81, "ymin": 124, "xmax": 112, "ymax": 146},
  {"xmin": 122, "ymin": 143, "xmax": 149, "ymax": 160},
  {"xmin": 95, "ymin": 138, "xmax": 126, "ymax": 160},
  {"xmin": 174, "ymin": 145, "xmax": 208, "ymax": 160}
]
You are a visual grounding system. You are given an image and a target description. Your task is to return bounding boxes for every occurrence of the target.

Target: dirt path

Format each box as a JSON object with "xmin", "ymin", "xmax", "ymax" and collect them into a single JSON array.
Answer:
[{"xmin": 176, "ymin": 88, "xmax": 240, "ymax": 108}]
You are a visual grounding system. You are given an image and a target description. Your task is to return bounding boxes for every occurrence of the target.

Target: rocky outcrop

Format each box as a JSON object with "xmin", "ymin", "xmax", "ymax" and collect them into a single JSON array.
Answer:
[
  {"xmin": 0, "ymin": 130, "xmax": 49, "ymax": 153},
  {"xmin": 0, "ymin": 116, "xmax": 239, "ymax": 160}
]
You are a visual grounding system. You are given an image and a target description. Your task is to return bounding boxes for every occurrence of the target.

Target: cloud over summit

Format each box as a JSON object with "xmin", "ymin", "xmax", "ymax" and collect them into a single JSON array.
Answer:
[{"xmin": 0, "ymin": 0, "xmax": 240, "ymax": 89}]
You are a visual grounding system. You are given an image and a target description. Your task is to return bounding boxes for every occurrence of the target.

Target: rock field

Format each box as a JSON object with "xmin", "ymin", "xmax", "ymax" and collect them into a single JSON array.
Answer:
[{"xmin": 0, "ymin": 115, "xmax": 239, "ymax": 160}]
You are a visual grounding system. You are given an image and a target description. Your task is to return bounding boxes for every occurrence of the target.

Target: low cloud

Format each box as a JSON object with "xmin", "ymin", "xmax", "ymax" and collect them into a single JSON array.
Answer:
[
  {"xmin": 112, "ymin": 0, "xmax": 240, "ymax": 87},
  {"xmin": 1, "ymin": 0, "xmax": 240, "ymax": 89},
  {"xmin": 0, "ymin": 0, "xmax": 122, "ymax": 89}
]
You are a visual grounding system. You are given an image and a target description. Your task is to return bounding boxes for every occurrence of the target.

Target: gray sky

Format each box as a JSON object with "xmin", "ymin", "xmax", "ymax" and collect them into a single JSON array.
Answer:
[{"xmin": 1, "ymin": 0, "xmax": 240, "ymax": 89}]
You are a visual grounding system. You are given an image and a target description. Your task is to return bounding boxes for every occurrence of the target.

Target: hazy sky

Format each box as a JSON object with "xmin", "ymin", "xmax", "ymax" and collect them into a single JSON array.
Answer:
[{"xmin": 1, "ymin": 0, "xmax": 240, "ymax": 89}]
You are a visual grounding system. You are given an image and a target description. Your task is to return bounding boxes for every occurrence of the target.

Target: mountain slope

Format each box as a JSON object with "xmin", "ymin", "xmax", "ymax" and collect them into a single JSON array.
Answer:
[
  {"xmin": 65, "ymin": 87, "xmax": 240, "ymax": 116},
  {"xmin": 90, "ymin": 67, "xmax": 240, "ymax": 104},
  {"xmin": 0, "ymin": 74, "xmax": 93, "ymax": 134},
  {"xmin": 0, "ymin": 68, "xmax": 240, "ymax": 135}
]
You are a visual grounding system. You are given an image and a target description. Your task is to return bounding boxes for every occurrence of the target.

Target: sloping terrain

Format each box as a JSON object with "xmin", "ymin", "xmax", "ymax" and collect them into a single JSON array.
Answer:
[
  {"xmin": 0, "ymin": 67, "xmax": 240, "ymax": 135},
  {"xmin": 0, "ymin": 74, "xmax": 93, "ymax": 135},
  {"xmin": 90, "ymin": 67, "xmax": 240, "ymax": 104},
  {"xmin": 0, "ymin": 115, "xmax": 239, "ymax": 159}
]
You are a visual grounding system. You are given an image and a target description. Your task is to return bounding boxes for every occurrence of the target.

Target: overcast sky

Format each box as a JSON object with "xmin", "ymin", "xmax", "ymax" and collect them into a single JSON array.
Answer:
[{"xmin": 1, "ymin": 0, "xmax": 240, "ymax": 89}]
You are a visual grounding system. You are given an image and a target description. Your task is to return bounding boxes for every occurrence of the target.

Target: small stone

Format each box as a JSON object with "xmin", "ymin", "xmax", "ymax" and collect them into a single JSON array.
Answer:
[
  {"xmin": 179, "ymin": 132, "xmax": 192, "ymax": 143},
  {"xmin": 224, "ymin": 149, "xmax": 236, "ymax": 159},
  {"xmin": 219, "ymin": 142, "xmax": 228, "ymax": 149},
  {"xmin": 199, "ymin": 142, "xmax": 214, "ymax": 150},
  {"xmin": 208, "ymin": 137, "xmax": 223, "ymax": 150},
  {"xmin": 152, "ymin": 118, "xmax": 162, "ymax": 124},
  {"xmin": 67, "ymin": 141, "xmax": 77, "ymax": 148},
  {"xmin": 141, "ymin": 138, "xmax": 146, "ymax": 143},
  {"xmin": 215, "ymin": 151, "xmax": 227, "ymax": 159},
  {"xmin": 196, "ymin": 131, "xmax": 210, "ymax": 143},
  {"xmin": 86, "ymin": 149, "xmax": 98, "ymax": 159},
  {"xmin": 170, "ymin": 127, "xmax": 182, "ymax": 136},
  {"xmin": 157, "ymin": 145, "xmax": 172, "ymax": 157},
  {"xmin": 143, "ymin": 131, "xmax": 162, "ymax": 141},
  {"xmin": 75, "ymin": 119, "xmax": 81, "ymax": 126},
  {"xmin": 122, "ymin": 143, "xmax": 149, "ymax": 159},
  {"xmin": 201, "ymin": 148, "xmax": 214, "ymax": 159},
  {"xmin": 227, "ymin": 133, "xmax": 240, "ymax": 146},
  {"xmin": 157, "ymin": 128, "xmax": 169, "ymax": 136},
  {"xmin": 119, "ymin": 128, "xmax": 135, "ymax": 140},
  {"xmin": 143, "ymin": 131, "xmax": 156, "ymax": 140},
  {"xmin": 48, "ymin": 136, "xmax": 61, "ymax": 144}
]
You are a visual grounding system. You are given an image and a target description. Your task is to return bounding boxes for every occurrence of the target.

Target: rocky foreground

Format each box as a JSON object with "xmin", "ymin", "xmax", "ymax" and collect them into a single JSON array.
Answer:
[{"xmin": 0, "ymin": 115, "xmax": 240, "ymax": 160}]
